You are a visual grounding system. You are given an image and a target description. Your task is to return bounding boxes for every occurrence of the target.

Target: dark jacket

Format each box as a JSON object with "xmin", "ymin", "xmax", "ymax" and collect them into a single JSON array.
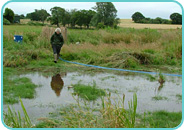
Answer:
[{"xmin": 50, "ymin": 32, "xmax": 64, "ymax": 46}]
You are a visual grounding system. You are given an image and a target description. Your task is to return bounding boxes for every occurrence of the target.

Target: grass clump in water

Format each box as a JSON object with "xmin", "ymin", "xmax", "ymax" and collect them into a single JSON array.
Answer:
[
  {"xmin": 176, "ymin": 94, "xmax": 182, "ymax": 101},
  {"xmin": 73, "ymin": 81, "xmax": 106, "ymax": 101},
  {"xmin": 3, "ymin": 68, "xmax": 38, "ymax": 104},
  {"xmin": 146, "ymin": 74, "xmax": 157, "ymax": 82},
  {"xmin": 152, "ymin": 95, "xmax": 168, "ymax": 101}
]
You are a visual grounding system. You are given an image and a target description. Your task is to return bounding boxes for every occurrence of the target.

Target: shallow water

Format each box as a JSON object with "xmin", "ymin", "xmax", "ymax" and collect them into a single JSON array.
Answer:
[{"xmin": 3, "ymin": 71, "xmax": 182, "ymax": 123}]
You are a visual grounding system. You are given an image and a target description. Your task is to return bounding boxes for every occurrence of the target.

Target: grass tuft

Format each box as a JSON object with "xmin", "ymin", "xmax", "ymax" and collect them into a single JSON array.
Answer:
[{"xmin": 73, "ymin": 81, "xmax": 106, "ymax": 100}]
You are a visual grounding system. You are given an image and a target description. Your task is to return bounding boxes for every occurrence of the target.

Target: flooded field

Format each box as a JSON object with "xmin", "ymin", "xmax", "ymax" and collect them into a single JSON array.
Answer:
[{"xmin": 3, "ymin": 71, "xmax": 182, "ymax": 123}]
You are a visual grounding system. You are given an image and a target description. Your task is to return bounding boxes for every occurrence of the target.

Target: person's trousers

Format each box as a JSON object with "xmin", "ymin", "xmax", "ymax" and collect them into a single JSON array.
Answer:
[{"xmin": 52, "ymin": 44, "xmax": 62, "ymax": 55}]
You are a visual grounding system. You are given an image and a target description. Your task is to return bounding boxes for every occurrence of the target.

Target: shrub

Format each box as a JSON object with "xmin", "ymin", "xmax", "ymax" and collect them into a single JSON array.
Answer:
[
  {"xmin": 25, "ymin": 32, "xmax": 37, "ymax": 42},
  {"xmin": 139, "ymin": 29, "xmax": 160, "ymax": 43},
  {"xmin": 27, "ymin": 21, "xmax": 43, "ymax": 26},
  {"xmin": 3, "ymin": 18, "xmax": 11, "ymax": 25},
  {"xmin": 97, "ymin": 22, "xmax": 105, "ymax": 29}
]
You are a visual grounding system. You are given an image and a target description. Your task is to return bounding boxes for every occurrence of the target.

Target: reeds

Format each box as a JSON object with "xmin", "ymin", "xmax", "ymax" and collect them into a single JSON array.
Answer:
[
  {"xmin": 52, "ymin": 93, "xmax": 138, "ymax": 128},
  {"xmin": 3, "ymin": 98, "xmax": 32, "ymax": 128}
]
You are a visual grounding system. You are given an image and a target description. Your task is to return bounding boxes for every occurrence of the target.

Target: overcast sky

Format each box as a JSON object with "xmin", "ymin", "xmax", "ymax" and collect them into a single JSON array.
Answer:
[{"xmin": 4, "ymin": 2, "xmax": 182, "ymax": 19}]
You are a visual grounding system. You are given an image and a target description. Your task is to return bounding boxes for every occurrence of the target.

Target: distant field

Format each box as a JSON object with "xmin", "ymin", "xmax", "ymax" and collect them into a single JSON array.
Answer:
[{"xmin": 119, "ymin": 19, "xmax": 182, "ymax": 29}]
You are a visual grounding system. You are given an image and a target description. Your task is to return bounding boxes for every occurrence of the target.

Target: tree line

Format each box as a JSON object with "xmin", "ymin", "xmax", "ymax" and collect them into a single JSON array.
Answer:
[
  {"xmin": 3, "ymin": 3, "xmax": 182, "ymax": 27},
  {"xmin": 3, "ymin": 2, "xmax": 119, "ymax": 29},
  {"xmin": 132, "ymin": 12, "xmax": 182, "ymax": 24}
]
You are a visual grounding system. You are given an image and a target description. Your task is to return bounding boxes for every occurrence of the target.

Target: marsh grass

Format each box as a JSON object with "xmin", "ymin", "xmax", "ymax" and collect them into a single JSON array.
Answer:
[
  {"xmin": 146, "ymin": 74, "xmax": 157, "ymax": 82},
  {"xmin": 36, "ymin": 93, "xmax": 138, "ymax": 128},
  {"xmin": 137, "ymin": 111, "xmax": 182, "ymax": 128},
  {"xmin": 3, "ymin": 68, "xmax": 38, "ymax": 104},
  {"xmin": 152, "ymin": 95, "xmax": 168, "ymax": 101},
  {"xmin": 73, "ymin": 81, "xmax": 106, "ymax": 101},
  {"xmin": 3, "ymin": 98, "xmax": 32, "ymax": 128},
  {"xmin": 3, "ymin": 25, "xmax": 182, "ymax": 73},
  {"xmin": 158, "ymin": 73, "xmax": 165, "ymax": 84},
  {"xmin": 176, "ymin": 94, "xmax": 182, "ymax": 101}
]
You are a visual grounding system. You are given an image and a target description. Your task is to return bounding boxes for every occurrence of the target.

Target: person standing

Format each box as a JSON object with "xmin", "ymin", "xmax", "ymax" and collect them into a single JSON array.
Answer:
[{"xmin": 50, "ymin": 28, "xmax": 64, "ymax": 63}]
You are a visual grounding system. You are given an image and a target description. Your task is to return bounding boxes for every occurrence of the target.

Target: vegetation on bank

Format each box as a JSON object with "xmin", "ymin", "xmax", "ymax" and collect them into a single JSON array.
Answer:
[
  {"xmin": 3, "ymin": 25, "xmax": 182, "ymax": 73},
  {"xmin": 3, "ymin": 94, "xmax": 182, "ymax": 128}
]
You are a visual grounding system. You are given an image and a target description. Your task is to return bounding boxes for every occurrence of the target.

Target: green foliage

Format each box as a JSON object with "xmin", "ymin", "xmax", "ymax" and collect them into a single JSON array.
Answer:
[
  {"xmin": 3, "ymin": 25, "xmax": 182, "ymax": 73},
  {"xmin": 3, "ymin": 8, "xmax": 14, "ymax": 23},
  {"xmin": 97, "ymin": 22, "xmax": 105, "ymax": 29},
  {"xmin": 132, "ymin": 12, "xmax": 145, "ymax": 23},
  {"xmin": 139, "ymin": 29, "xmax": 160, "ymax": 43},
  {"xmin": 152, "ymin": 95, "xmax": 168, "ymax": 101},
  {"xmin": 49, "ymin": 7, "xmax": 66, "ymax": 27},
  {"xmin": 27, "ymin": 21, "xmax": 44, "ymax": 26},
  {"xmin": 124, "ymin": 58, "xmax": 139, "ymax": 68},
  {"xmin": 132, "ymin": 12, "xmax": 171, "ymax": 24},
  {"xmin": 26, "ymin": 9, "xmax": 50, "ymax": 24},
  {"xmin": 73, "ymin": 10, "xmax": 96, "ymax": 28},
  {"xmin": 73, "ymin": 82, "xmax": 106, "ymax": 100},
  {"xmin": 176, "ymin": 94, "xmax": 182, "ymax": 101},
  {"xmin": 170, "ymin": 13, "xmax": 182, "ymax": 24},
  {"xmin": 142, "ymin": 49, "xmax": 155, "ymax": 54},
  {"xmin": 139, "ymin": 111, "xmax": 182, "ymax": 128},
  {"xmin": 36, "ymin": 93, "xmax": 138, "ymax": 128},
  {"xmin": 146, "ymin": 74, "xmax": 156, "ymax": 82},
  {"xmin": 92, "ymin": 2, "xmax": 118, "ymax": 27},
  {"xmin": 158, "ymin": 73, "xmax": 165, "ymax": 84},
  {"xmin": 3, "ymin": 18, "xmax": 11, "ymax": 25},
  {"xmin": 3, "ymin": 68, "xmax": 38, "ymax": 104},
  {"xmin": 3, "ymin": 98, "xmax": 32, "ymax": 128}
]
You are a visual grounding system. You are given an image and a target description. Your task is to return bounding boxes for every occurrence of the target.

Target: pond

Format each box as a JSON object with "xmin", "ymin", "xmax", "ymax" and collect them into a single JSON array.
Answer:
[{"xmin": 3, "ymin": 71, "xmax": 182, "ymax": 123}]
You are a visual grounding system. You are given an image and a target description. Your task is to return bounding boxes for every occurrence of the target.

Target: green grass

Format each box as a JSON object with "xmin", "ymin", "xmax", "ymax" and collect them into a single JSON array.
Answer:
[
  {"xmin": 73, "ymin": 82, "xmax": 106, "ymax": 101},
  {"xmin": 137, "ymin": 111, "xmax": 182, "ymax": 128},
  {"xmin": 146, "ymin": 74, "xmax": 157, "ymax": 82},
  {"xmin": 36, "ymin": 93, "xmax": 138, "ymax": 128},
  {"xmin": 152, "ymin": 95, "xmax": 168, "ymax": 101},
  {"xmin": 3, "ymin": 98, "xmax": 32, "ymax": 128},
  {"xmin": 3, "ymin": 68, "xmax": 38, "ymax": 104},
  {"xmin": 100, "ymin": 76, "xmax": 116, "ymax": 81},
  {"xmin": 3, "ymin": 25, "xmax": 182, "ymax": 74},
  {"xmin": 176, "ymin": 94, "xmax": 182, "ymax": 101}
]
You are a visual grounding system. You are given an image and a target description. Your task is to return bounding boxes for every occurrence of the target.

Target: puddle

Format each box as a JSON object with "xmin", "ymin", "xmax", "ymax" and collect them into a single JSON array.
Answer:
[{"xmin": 3, "ymin": 71, "xmax": 182, "ymax": 123}]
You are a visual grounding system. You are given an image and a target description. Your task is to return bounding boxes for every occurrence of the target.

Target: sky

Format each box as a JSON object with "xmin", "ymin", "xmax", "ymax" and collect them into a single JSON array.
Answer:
[{"xmin": 3, "ymin": 2, "xmax": 182, "ymax": 19}]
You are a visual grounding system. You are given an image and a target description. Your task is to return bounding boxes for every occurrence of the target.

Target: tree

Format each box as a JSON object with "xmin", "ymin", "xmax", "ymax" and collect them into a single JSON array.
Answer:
[
  {"xmin": 74, "ymin": 10, "xmax": 84, "ymax": 28},
  {"xmin": 49, "ymin": 7, "xmax": 66, "ymax": 27},
  {"xmin": 38, "ymin": 9, "xmax": 50, "ymax": 24},
  {"xmin": 84, "ymin": 10, "xmax": 96, "ymax": 28},
  {"xmin": 20, "ymin": 14, "xmax": 25, "ymax": 19},
  {"xmin": 132, "ymin": 12, "xmax": 145, "ymax": 23},
  {"xmin": 3, "ymin": 18, "xmax": 10, "ymax": 25},
  {"xmin": 26, "ymin": 9, "xmax": 50, "ymax": 24},
  {"xmin": 3, "ymin": 8, "xmax": 14, "ymax": 23},
  {"xmin": 26, "ymin": 10, "xmax": 40, "ymax": 21},
  {"xmin": 170, "ymin": 13, "xmax": 182, "ymax": 24},
  {"xmin": 61, "ymin": 10, "xmax": 71, "ymax": 27},
  {"xmin": 92, "ymin": 2, "xmax": 118, "ymax": 27},
  {"xmin": 69, "ymin": 9, "xmax": 78, "ymax": 28}
]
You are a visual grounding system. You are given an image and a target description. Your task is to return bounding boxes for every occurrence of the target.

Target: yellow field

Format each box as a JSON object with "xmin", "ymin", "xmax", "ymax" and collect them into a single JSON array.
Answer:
[{"xmin": 119, "ymin": 19, "xmax": 182, "ymax": 29}]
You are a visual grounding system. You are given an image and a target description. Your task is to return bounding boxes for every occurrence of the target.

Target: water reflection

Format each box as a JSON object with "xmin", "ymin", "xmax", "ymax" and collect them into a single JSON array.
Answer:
[{"xmin": 50, "ymin": 74, "xmax": 64, "ymax": 97}]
